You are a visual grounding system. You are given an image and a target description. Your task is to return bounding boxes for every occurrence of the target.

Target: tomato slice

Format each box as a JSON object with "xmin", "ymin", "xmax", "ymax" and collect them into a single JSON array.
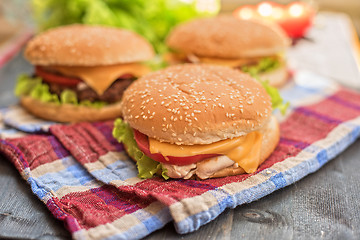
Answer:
[
  {"xmin": 35, "ymin": 66, "xmax": 81, "ymax": 86},
  {"xmin": 133, "ymin": 130, "xmax": 219, "ymax": 166}
]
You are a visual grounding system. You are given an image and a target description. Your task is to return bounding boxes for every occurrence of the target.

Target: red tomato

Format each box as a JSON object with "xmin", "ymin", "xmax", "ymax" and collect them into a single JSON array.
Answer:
[
  {"xmin": 133, "ymin": 130, "xmax": 218, "ymax": 166},
  {"xmin": 35, "ymin": 66, "xmax": 81, "ymax": 86}
]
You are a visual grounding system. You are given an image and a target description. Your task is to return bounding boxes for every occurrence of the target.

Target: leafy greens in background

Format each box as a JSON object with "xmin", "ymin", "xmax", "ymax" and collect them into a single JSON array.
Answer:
[{"xmin": 31, "ymin": 0, "xmax": 220, "ymax": 53}]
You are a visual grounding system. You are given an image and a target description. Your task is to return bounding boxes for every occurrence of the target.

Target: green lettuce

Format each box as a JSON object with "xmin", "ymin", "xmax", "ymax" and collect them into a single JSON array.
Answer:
[
  {"xmin": 15, "ymin": 74, "xmax": 106, "ymax": 108},
  {"xmin": 31, "ymin": 0, "xmax": 220, "ymax": 53},
  {"xmin": 241, "ymin": 58, "xmax": 288, "ymax": 114},
  {"xmin": 242, "ymin": 57, "xmax": 280, "ymax": 76},
  {"xmin": 112, "ymin": 118, "xmax": 168, "ymax": 179},
  {"xmin": 261, "ymin": 81, "xmax": 289, "ymax": 115}
]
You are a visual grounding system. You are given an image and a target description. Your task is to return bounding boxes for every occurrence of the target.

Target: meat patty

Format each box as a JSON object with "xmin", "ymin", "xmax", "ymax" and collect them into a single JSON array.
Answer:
[{"xmin": 48, "ymin": 78, "xmax": 134, "ymax": 103}]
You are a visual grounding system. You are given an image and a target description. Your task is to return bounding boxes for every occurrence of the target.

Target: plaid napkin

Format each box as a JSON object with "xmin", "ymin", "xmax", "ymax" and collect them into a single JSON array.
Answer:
[{"xmin": 1, "ymin": 71, "xmax": 360, "ymax": 239}]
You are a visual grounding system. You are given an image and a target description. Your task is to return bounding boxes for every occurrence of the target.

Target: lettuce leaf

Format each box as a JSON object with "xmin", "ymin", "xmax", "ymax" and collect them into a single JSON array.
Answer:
[
  {"xmin": 15, "ymin": 74, "xmax": 106, "ymax": 108},
  {"xmin": 240, "ymin": 58, "xmax": 288, "ymax": 114},
  {"xmin": 112, "ymin": 118, "xmax": 168, "ymax": 179},
  {"xmin": 260, "ymin": 81, "xmax": 289, "ymax": 115},
  {"xmin": 241, "ymin": 57, "xmax": 280, "ymax": 76}
]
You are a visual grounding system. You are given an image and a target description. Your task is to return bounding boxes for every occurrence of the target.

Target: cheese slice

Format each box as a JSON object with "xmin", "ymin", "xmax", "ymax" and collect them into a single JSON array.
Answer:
[
  {"xmin": 52, "ymin": 63, "xmax": 150, "ymax": 95},
  {"xmin": 149, "ymin": 132, "xmax": 263, "ymax": 173}
]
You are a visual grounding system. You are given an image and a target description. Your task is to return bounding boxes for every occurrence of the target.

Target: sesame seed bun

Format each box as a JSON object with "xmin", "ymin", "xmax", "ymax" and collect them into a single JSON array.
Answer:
[
  {"xmin": 25, "ymin": 24, "xmax": 155, "ymax": 66},
  {"xmin": 20, "ymin": 96, "xmax": 123, "ymax": 123},
  {"xmin": 166, "ymin": 15, "xmax": 289, "ymax": 59},
  {"xmin": 121, "ymin": 64, "xmax": 272, "ymax": 145}
]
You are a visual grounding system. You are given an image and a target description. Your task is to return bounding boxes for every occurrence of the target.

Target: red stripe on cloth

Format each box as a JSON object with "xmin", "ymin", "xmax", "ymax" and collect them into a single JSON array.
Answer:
[
  {"xmin": 92, "ymin": 121, "xmax": 124, "ymax": 152},
  {"xmin": 280, "ymin": 111, "xmax": 338, "ymax": 144},
  {"xmin": 1, "ymin": 136, "xmax": 69, "ymax": 170},
  {"xmin": 50, "ymin": 123, "xmax": 118, "ymax": 164},
  {"xmin": 47, "ymin": 198, "xmax": 81, "ymax": 233},
  {"xmin": 332, "ymin": 88, "xmax": 360, "ymax": 108},
  {"xmin": 117, "ymin": 178, "xmax": 217, "ymax": 205},
  {"xmin": 305, "ymin": 99, "xmax": 360, "ymax": 122},
  {"xmin": 57, "ymin": 185, "xmax": 155, "ymax": 229}
]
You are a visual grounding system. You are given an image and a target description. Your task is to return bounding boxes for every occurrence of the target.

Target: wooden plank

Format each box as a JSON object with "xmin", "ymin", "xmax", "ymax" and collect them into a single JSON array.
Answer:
[{"xmin": 0, "ymin": 158, "xmax": 71, "ymax": 240}]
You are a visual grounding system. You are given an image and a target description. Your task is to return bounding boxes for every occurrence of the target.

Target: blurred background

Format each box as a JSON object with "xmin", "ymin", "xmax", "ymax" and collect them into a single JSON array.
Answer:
[
  {"xmin": 222, "ymin": 0, "xmax": 360, "ymax": 34},
  {"xmin": 0, "ymin": 0, "xmax": 359, "ymax": 64}
]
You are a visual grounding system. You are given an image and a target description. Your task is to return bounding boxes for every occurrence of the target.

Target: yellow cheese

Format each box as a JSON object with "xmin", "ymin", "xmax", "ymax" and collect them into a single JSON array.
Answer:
[
  {"xmin": 52, "ymin": 63, "xmax": 150, "ymax": 95},
  {"xmin": 149, "ymin": 132, "xmax": 263, "ymax": 173}
]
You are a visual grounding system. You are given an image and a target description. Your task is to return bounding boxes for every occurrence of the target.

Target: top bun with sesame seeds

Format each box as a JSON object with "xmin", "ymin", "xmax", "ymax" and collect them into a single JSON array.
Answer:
[
  {"xmin": 166, "ymin": 15, "xmax": 290, "ymax": 88},
  {"xmin": 17, "ymin": 24, "xmax": 155, "ymax": 123},
  {"xmin": 116, "ymin": 64, "xmax": 280, "ymax": 180},
  {"xmin": 121, "ymin": 64, "xmax": 272, "ymax": 145},
  {"xmin": 25, "ymin": 24, "xmax": 154, "ymax": 66}
]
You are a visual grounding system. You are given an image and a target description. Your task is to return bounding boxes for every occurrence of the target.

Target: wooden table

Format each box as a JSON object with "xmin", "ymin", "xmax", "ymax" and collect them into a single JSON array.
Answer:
[{"xmin": 1, "ymin": 12, "xmax": 360, "ymax": 239}]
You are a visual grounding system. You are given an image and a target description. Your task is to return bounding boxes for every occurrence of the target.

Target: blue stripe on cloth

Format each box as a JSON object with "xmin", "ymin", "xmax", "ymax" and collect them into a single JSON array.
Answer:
[
  {"xmin": 27, "ymin": 175, "xmax": 49, "ymax": 200},
  {"xmin": 316, "ymin": 149, "xmax": 328, "ymax": 166},
  {"xmin": 2, "ymin": 106, "xmax": 54, "ymax": 133},
  {"xmin": 90, "ymin": 160, "xmax": 138, "ymax": 184},
  {"xmin": 101, "ymin": 207, "xmax": 172, "ymax": 240},
  {"xmin": 270, "ymin": 173, "xmax": 287, "ymax": 189},
  {"xmin": 174, "ymin": 117, "xmax": 360, "ymax": 234},
  {"xmin": 35, "ymin": 157, "xmax": 95, "ymax": 192},
  {"xmin": 0, "ymin": 128, "xmax": 21, "ymax": 136},
  {"xmin": 280, "ymin": 85, "xmax": 327, "ymax": 103}
]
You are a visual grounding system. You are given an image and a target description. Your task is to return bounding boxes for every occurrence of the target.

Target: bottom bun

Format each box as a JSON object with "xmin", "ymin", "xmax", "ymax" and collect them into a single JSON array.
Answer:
[
  {"xmin": 126, "ymin": 115, "xmax": 280, "ymax": 179},
  {"xmin": 20, "ymin": 96, "xmax": 122, "ymax": 123},
  {"xmin": 258, "ymin": 64, "xmax": 289, "ymax": 88}
]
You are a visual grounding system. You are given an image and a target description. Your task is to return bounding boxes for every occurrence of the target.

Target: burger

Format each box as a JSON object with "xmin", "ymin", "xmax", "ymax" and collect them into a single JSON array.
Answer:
[
  {"xmin": 15, "ymin": 24, "xmax": 155, "ymax": 122},
  {"xmin": 166, "ymin": 15, "xmax": 290, "ymax": 87},
  {"xmin": 113, "ymin": 64, "xmax": 280, "ymax": 180}
]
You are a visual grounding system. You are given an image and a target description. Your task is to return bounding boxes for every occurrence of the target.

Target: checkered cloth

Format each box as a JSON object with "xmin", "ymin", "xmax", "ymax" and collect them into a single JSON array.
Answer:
[{"xmin": 1, "ymin": 71, "xmax": 360, "ymax": 239}]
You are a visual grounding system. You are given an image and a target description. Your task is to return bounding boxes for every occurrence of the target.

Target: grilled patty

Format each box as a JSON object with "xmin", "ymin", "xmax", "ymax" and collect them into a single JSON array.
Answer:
[{"xmin": 47, "ymin": 78, "xmax": 134, "ymax": 103}]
